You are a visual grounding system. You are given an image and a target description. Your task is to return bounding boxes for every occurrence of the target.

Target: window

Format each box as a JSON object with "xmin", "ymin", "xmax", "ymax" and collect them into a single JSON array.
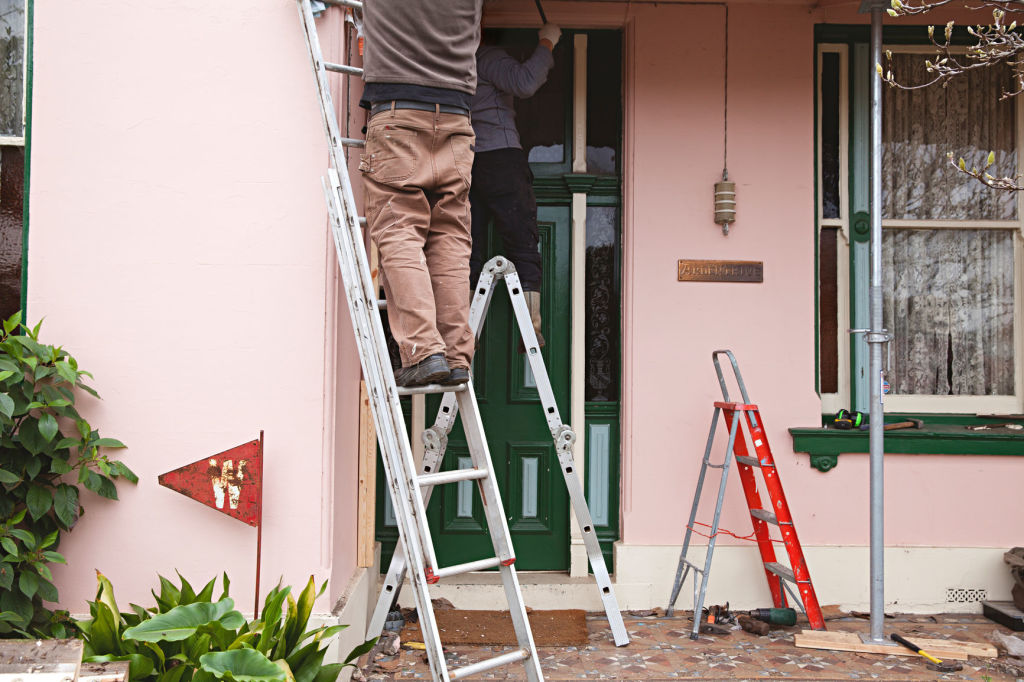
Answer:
[
  {"xmin": 0, "ymin": 0, "xmax": 26, "ymax": 320},
  {"xmin": 817, "ymin": 39, "xmax": 1023, "ymax": 414}
]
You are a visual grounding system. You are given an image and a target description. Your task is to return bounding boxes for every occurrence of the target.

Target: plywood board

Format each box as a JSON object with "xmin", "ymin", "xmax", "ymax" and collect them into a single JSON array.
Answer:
[
  {"xmin": 0, "ymin": 639, "xmax": 81, "ymax": 682},
  {"xmin": 795, "ymin": 629, "xmax": 997, "ymax": 660},
  {"xmin": 79, "ymin": 661, "xmax": 130, "ymax": 682}
]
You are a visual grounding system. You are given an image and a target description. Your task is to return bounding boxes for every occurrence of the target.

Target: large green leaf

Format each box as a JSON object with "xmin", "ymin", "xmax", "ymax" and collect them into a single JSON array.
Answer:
[
  {"xmin": 18, "ymin": 570, "xmax": 38, "ymax": 599},
  {"xmin": 0, "ymin": 392, "xmax": 14, "ymax": 418},
  {"xmin": 0, "ymin": 468, "xmax": 18, "ymax": 484},
  {"xmin": 84, "ymin": 654, "xmax": 155, "ymax": 681},
  {"xmin": 53, "ymin": 484, "xmax": 79, "ymax": 528},
  {"xmin": 26, "ymin": 484, "xmax": 53, "ymax": 520},
  {"xmin": 124, "ymin": 598, "xmax": 244, "ymax": 642},
  {"xmin": 38, "ymin": 413, "xmax": 59, "ymax": 442},
  {"xmin": 200, "ymin": 649, "xmax": 286, "ymax": 682}
]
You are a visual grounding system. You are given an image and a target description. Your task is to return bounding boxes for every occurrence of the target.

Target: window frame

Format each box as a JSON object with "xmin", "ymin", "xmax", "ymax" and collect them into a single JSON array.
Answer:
[{"xmin": 816, "ymin": 38, "xmax": 1024, "ymax": 415}]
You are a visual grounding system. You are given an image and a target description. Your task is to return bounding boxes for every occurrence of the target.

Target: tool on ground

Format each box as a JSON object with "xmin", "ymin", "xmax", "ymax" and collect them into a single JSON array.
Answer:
[
  {"xmin": 858, "ymin": 418, "xmax": 923, "ymax": 432},
  {"xmin": 890, "ymin": 633, "xmax": 963, "ymax": 672},
  {"xmin": 832, "ymin": 409, "xmax": 865, "ymax": 430},
  {"xmin": 667, "ymin": 351, "xmax": 826, "ymax": 639},
  {"xmin": 368, "ymin": 255, "xmax": 629, "ymax": 648},
  {"xmin": 533, "ymin": 0, "xmax": 548, "ymax": 24},
  {"xmin": 966, "ymin": 423, "xmax": 1023, "ymax": 431},
  {"xmin": 748, "ymin": 607, "xmax": 797, "ymax": 626},
  {"xmin": 737, "ymin": 614, "xmax": 770, "ymax": 636},
  {"xmin": 297, "ymin": 3, "xmax": 628, "ymax": 678}
]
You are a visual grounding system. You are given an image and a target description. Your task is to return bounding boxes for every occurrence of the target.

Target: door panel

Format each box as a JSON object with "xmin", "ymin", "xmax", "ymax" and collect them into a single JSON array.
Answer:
[{"xmin": 426, "ymin": 206, "xmax": 571, "ymax": 570}]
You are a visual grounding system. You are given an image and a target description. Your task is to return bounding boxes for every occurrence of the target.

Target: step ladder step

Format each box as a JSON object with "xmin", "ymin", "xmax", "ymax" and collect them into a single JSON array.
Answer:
[
  {"xmin": 320, "ymin": 0, "xmax": 362, "ymax": 8},
  {"xmin": 417, "ymin": 467, "xmax": 488, "ymax": 487},
  {"xmin": 429, "ymin": 556, "xmax": 507, "ymax": 582},
  {"xmin": 750, "ymin": 508, "xmax": 778, "ymax": 525},
  {"xmin": 396, "ymin": 383, "xmax": 469, "ymax": 397},
  {"xmin": 450, "ymin": 649, "xmax": 531, "ymax": 680},
  {"xmin": 765, "ymin": 561, "xmax": 795, "ymax": 582},
  {"xmin": 325, "ymin": 62, "xmax": 363, "ymax": 77},
  {"xmin": 735, "ymin": 455, "xmax": 760, "ymax": 467}
]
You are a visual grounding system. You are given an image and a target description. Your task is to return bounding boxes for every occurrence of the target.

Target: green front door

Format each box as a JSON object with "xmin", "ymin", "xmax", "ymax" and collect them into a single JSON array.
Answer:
[{"xmin": 425, "ymin": 206, "xmax": 571, "ymax": 570}]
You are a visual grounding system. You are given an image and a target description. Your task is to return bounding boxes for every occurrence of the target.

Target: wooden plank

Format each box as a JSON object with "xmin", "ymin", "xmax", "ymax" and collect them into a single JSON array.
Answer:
[
  {"xmin": 79, "ymin": 661, "xmax": 130, "ymax": 682},
  {"xmin": 356, "ymin": 378, "xmax": 377, "ymax": 568},
  {"xmin": 0, "ymin": 639, "xmax": 82, "ymax": 682},
  {"xmin": 794, "ymin": 629, "xmax": 997, "ymax": 660}
]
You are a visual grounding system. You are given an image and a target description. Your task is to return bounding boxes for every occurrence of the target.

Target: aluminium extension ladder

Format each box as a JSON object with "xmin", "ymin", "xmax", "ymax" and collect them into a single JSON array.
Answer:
[
  {"xmin": 295, "ymin": 2, "xmax": 627, "ymax": 679},
  {"xmin": 667, "ymin": 351, "xmax": 825, "ymax": 639},
  {"xmin": 367, "ymin": 255, "xmax": 629, "ymax": 648}
]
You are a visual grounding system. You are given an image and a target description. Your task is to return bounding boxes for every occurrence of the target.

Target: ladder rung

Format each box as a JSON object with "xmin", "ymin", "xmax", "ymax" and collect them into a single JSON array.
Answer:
[
  {"xmin": 340, "ymin": 137, "xmax": 365, "ymax": 148},
  {"xmin": 320, "ymin": 0, "xmax": 362, "ymax": 8},
  {"xmin": 706, "ymin": 462, "xmax": 725, "ymax": 469},
  {"xmin": 681, "ymin": 559, "xmax": 704, "ymax": 575},
  {"xmin": 432, "ymin": 556, "xmax": 504, "ymax": 581},
  {"xmin": 396, "ymin": 383, "xmax": 469, "ymax": 397},
  {"xmin": 325, "ymin": 62, "xmax": 364, "ymax": 77},
  {"xmin": 765, "ymin": 562, "xmax": 795, "ymax": 582},
  {"xmin": 735, "ymin": 455, "xmax": 760, "ymax": 467},
  {"xmin": 358, "ymin": 216, "xmax": 367, "ymax": 226},
  {"xmin": 376, "ymin": 299, "xmax": 387, "ymax": 310},
  {"xmin": 416, "ymin": 468, "xmax": 488, "ymax": 487},
  {"xmin": 450, "ymin": 649, "xmax": 530, "ymax": 680},
  {"xmin": 750, "ymin": 508, "xmax": 778, "ymax": 525}
]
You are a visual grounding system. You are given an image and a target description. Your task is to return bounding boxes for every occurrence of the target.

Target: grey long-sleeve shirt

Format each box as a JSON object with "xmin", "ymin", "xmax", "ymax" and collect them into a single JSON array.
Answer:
[{"xmin": 471, "ymin": 45, "xmax": 554, "ymax": 153}]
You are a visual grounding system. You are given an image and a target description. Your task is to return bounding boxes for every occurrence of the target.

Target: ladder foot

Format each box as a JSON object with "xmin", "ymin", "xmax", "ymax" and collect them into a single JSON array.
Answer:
[
  {"xmin": 425, "ymin": 566, "xmax": 439, "ymax": 585},
  {"xmin": 501, "ymin": 558, "xmax": 516, "ymax": 566}
]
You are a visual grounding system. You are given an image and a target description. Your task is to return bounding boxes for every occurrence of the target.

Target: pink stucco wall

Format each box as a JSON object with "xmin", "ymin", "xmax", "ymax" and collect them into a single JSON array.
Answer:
[
  {"xmin": 621, "ymin": 1, "xmax": 1024, "ymax": 550},
  {"xmin": 28, "ymin": 0, "xmax": 360, "ymax": 614},
  {"xmin": 22, "ymin": 0, "xmax": 1024, "ymax": 620}
]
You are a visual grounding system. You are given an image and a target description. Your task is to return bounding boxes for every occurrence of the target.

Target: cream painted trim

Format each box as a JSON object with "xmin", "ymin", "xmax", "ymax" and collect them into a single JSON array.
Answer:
[
  {"xmin": 420, "ymin": 543, "xmax": 1014, "ymax": 614},
  {"xmin": 884, "ymin": 394, "xmax": 1022, "ymax": 413},
  {"xmin": 570, "ymin": 193, "xmax": 588, "ymax": 577},
  {"xmin": 321, "ymin": 235, "xmax": 339, "ymax": 569},
  {"xmin": 0, "ymin": 137, "xmax": 24, "ymax": 146},
  {"xmin": 572, "ymin": 34, "xmax": 588, "ymax": 173},
  {"xmin": 411, "ymin": 394, "xmax": 425, "ymax": 467},
  {"xmin": 882, "ymin": 219, "xmax": 1021, "ymax": 230}
]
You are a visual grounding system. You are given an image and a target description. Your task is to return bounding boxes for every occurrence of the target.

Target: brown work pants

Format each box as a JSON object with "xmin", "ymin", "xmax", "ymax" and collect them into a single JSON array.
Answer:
[{"xmin": 359, "ymin": 106, "xmax": 476, "ymax": 370}]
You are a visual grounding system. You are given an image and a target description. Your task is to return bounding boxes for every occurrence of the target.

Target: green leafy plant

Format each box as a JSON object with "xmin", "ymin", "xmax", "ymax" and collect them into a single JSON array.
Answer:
[
  {"xmin": 0, "ymin": 312, "xmax": 137, "ymax": 637},
  {"xmin": 80, "ymin": 572, "xmax": 376, "ymax": 682}
]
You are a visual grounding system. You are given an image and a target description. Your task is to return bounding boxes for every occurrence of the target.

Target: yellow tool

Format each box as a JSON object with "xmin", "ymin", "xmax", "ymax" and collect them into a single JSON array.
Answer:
[{"xmin": 890, "ymin": 633, "xmax": 963, "ymax": 672}]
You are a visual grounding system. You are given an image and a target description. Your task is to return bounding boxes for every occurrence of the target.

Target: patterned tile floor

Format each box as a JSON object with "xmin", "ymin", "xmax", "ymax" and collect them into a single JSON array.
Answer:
[{"xmin": 362, "ymin": 612, "xmax": 1024, "ymax": 680}]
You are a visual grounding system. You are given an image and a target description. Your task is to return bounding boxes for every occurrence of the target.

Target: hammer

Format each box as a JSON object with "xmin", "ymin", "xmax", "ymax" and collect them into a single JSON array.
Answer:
[
  {"xmin": 859, "ymin": 418, "xmax": 923, "ymax": 432},
  {"xmin": 890, "ymin": 633, "xmax": 963, "ymax": 673}
]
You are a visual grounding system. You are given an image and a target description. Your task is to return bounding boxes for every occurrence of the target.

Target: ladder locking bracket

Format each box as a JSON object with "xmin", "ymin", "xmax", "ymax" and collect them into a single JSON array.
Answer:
[
  {"xmin": 422, "ymin": 427, "xmax": 446, "ymax": 454},
  {"xmin": 554, "ymin": 426, "xmax": 576, "ymax": 454}
]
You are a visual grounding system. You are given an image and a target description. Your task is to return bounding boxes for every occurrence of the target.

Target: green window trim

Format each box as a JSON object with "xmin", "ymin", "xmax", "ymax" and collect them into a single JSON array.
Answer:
[{"xmin": 791, "ymin": 413, "xmax": 1024, "ymax": 472}]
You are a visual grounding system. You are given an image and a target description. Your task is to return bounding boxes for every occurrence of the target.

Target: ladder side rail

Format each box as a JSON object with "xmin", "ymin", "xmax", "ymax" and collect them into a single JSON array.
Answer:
[
  {"xmin": 322, "ymin": 179, "xmax": 451, "ymax": 681},
  {"xmin": 727, "ymin": 410, "xmax": 786, "ymax": 608},
  {"xmin": 297, "ymin": 0, "xmax": 353, "ymax": 179},
  {"xmin": 711, "ymin": 350, "xmax": 758, "ymax": 429},
  {"xmin": 689, "ymin": 411, "xmax": 742, "ymax": 640},
  {"xmin": 457, "ymin": 390, "xmax": 543, "ymax": 681},
  {"xmin": 667, "ymin": 406, "xmax": 721, "ymax": 616},
  {"xmin": 747, "ymin": 412, "xmax": 825, "ymax": 629}
]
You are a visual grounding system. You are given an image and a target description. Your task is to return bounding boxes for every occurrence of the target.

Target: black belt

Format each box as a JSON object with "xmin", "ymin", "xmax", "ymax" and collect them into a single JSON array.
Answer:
[{"xmin": 370, "ymin": 100, "xmax": 469, "ymax": 117}]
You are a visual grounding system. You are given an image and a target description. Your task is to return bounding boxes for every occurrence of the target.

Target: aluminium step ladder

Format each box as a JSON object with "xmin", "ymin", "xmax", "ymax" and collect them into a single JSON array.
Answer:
[
  {"xmin": 297, "ymin": 1, "xmax": 542, "ymax": 679},
  {"xmin": 367, "ymin": 255, "xmax": 630, "ymax": 647},
  {"xmin": 667, "ymin": 350, "xmax": 825, "ymax": 639}
]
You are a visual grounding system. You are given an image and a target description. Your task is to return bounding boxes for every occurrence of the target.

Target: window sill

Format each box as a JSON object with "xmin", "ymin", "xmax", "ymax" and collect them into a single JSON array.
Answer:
[{"xmin": 790, "ymin": 417, "xmax": 1024, "ymax": 472}]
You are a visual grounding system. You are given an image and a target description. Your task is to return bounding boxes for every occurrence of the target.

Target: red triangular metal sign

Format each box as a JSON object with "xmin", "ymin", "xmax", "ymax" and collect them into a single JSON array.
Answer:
[{"xmin": 158, "ymin": 439, "xmax": 262, "ymax": 527}]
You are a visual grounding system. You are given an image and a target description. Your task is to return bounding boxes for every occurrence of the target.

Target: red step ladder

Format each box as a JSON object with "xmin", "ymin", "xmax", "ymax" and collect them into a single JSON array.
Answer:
[{"xmin": 667, "ymin": 350, "xmax": 825, "ymax": 638}]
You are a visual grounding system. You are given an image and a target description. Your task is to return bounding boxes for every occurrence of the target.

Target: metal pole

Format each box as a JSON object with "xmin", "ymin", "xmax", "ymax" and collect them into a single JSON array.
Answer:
[{"xmin": 866, "ymin": 1, "xmax": 887, "ymax": 644}]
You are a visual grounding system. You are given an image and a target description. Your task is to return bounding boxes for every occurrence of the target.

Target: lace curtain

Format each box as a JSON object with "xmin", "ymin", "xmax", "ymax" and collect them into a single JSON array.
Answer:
[
  {"xmin": 881, "ymin": 53, "xmax": 1017, "ymax": 395},
  {"xmin": 882, "ymin": 53, "xmax": 1017, "ymax": 220}
]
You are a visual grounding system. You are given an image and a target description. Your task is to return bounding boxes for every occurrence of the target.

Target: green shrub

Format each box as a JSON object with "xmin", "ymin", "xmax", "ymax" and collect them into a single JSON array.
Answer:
[
  {"xmin": 0, "ymin": 312, "xmax": 137, "ymax": 637},
  {"xmin": 80, "ymin": 572, "xmax": 375, "ymax": 682}
]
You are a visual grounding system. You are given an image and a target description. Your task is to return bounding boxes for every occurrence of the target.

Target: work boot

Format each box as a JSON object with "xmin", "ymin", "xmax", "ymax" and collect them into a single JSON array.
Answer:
[
  {"xmin": 441, "ymin": 367, "xmax": 470, "ymax": 386},
  {"xmin": 518, "ymin": 290, "xmax": 545, "ymax": 353},
  {"xmin": 395, "ymin": 353, "xmax": 449, "ymax": 387}
]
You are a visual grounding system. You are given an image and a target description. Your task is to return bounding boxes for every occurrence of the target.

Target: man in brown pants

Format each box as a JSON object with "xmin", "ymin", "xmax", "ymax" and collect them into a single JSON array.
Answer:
[{"xmin": 359, "ymin": 0, "xmax": 483, "ymax": 387}]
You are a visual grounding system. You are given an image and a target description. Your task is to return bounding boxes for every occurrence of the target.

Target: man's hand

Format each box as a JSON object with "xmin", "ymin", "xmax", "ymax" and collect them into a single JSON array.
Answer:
[{"xmin": 538, "ymin": 23, "xmax": 561, "ymax": 50}]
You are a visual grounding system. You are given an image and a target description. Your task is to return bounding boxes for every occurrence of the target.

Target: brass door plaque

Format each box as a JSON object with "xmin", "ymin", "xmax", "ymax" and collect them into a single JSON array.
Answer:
[{"xmin": 677, "ymin": 259, "xmax": 763, "ymax": 283}]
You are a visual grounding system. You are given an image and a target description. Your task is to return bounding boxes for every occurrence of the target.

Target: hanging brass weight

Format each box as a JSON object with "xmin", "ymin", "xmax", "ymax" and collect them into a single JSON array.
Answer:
[{"xmin": 714, "ymin": 175, "xmax": 736, "ymax": 235}]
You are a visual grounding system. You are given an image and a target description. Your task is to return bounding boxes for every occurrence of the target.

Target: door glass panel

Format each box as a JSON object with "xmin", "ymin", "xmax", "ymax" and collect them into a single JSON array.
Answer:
[
  {"xmin": 0, "ymin": 0, "xmax": 24, "ymax": 138},
  {"xmin": 521, "ymin": 457, "xmax": 539, "ymax": 519},
  {"xmin": 820, "ymin": 52, "xmax": 841, "ymax": 220},
  {"xmin": 0, "ymin": 146, "xmax": 24, "ymax": 318},
  {"xmin": 587, "ymin": 423, "xmax": 610, "ymax": 526},
  {"xmin": 586, "ymin": 206, "xmax": 619, "ymax": 401},
  {"xmin": 883, "ymin": 228, "xmax": 1014, "ymax": 395},
  {"xmin": 508, "ymin": 33, "xmax": 569, "ymax": 166},
  {"xmin": 586, "ymin": 32, "xmax": 621, "ymax": 175},
  {"xmin": 456, "ymin": 456, "xmax": 474, "ymax": 518},
  {"xmin": 882, "ymin": 53, "xmax": 1016, "ymax": 220}
]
